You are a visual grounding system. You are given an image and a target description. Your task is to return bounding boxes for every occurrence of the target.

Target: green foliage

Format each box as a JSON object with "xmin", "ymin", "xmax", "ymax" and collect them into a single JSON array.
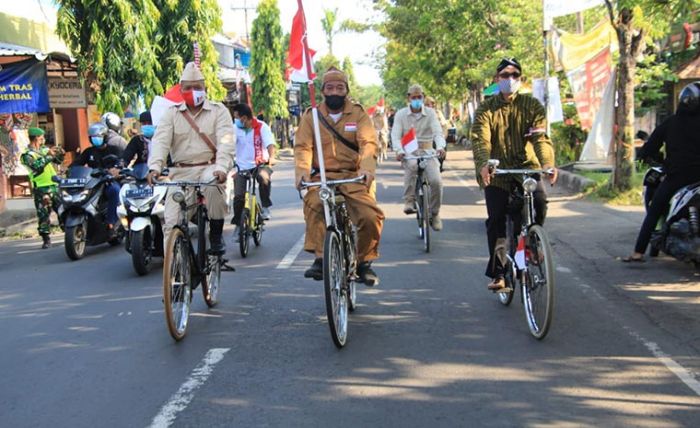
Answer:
[
  {"xmin": 321, "ymin": 8, "xmax": 338, "ymax": 55},
  {"xmin": 355, "ymin": 84, "xmax": 384, "ymax": 108},
  {"xmin": 551, "ymin": 103, "xmax": 588, "ymax": 165},
  {"xmin": 250, "ymin": 0, "xmax": 288, "ymax": 119},
  {"xmin": 635, "ymin": 54, "xmax": 678, "ymax": 116},
  {"xmin": 341, "ymin": 57, "xmax": 360, "ymax": 95}
]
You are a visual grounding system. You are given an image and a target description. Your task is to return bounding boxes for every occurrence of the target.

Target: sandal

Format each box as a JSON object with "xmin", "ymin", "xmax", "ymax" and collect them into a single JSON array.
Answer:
[
  {"xmin": 487, "ymin": 276, "xmax": 507, "ymax": 291},
  {"xmin": 621, "ymin": 255, "xmax": 645, "ymax": 263}
]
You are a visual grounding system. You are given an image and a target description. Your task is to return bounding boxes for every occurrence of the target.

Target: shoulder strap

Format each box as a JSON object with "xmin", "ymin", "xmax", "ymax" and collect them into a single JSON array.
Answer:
[
  {"xmin": 180, "ymin": 110, "xmax": 218, "ymax": 154},
  {"xmin": 317, "ymin": 114, "xmax": 359, "ymax": 153}
]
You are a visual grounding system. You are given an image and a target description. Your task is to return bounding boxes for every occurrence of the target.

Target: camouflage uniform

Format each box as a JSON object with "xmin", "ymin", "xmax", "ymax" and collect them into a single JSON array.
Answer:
[{"xmin": 21, "ymin": 146, "xmax": 64, "ymax": 235}]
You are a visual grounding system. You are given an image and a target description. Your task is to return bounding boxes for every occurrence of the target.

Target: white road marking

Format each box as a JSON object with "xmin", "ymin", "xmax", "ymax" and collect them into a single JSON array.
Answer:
[
  {"xmin": 149, "ymin": 348, "xmax": 230, "ymax": 428},
  {"xmin": 276, "ymin": 234, "xmax": 305, "ymax": 269},
  {"xmin": 556, "ymin": 266, "xmax": 572, "ymax": 273}
]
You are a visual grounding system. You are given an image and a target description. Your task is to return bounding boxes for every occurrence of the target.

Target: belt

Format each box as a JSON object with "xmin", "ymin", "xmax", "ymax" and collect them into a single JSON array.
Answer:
[{"xmin": 173, "ymin": 159, "xmax": 215, "ymax": 168}]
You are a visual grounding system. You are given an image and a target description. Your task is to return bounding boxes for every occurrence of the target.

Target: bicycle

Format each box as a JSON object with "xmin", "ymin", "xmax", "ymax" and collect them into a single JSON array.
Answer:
[
  {"xmin": 300, "ymin": 175, "xmax": 365, "ymax": 348},
  {"xmin": 236, "ymin": 165, "xmax": 266, "ymax": 258},
  {"xmin": 487, "ymin": 159, "xmax": 555, "ymax": 339},
  {"xmin": 404, "ymin": 154, "xmax": 439, "ymax": 253},
  {"xmin": 156, "ymin": 178, "xmax": 232, "ymax": 341}
]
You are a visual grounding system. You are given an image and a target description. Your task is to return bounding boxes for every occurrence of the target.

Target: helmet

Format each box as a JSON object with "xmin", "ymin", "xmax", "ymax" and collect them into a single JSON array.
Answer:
[
  {"xmin": 678, "ymin": 82, "xmax": 700, "ymax": 113},
  {"xmin": 88, "ymin": 122, "xmax": 109, "ymax": 147},
  {"xmin": 101, "ymin": 112, "xmax": 122, "ymax": 132}
]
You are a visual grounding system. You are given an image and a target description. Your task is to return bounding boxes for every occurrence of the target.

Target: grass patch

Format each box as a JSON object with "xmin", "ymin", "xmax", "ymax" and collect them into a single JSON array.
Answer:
[{"xmin": 578, "ymin": 170, "xmax": 645, "ymax": 205}]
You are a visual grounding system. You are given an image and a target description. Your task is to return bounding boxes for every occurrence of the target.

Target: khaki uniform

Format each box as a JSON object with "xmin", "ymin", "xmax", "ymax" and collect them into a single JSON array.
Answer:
[
  {"xmin": 148, "ymin": 100, "xmax": 236, "ymax": 238},
  {"xmin": 294, "ymin": 99, "xmax": 384, "ymax": 261}
]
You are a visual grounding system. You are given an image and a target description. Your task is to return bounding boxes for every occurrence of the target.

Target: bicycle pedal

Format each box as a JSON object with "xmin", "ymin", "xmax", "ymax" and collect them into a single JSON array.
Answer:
[{"xmin": 491, "ymin": 287, "xmax": 513, "ymax": 294}]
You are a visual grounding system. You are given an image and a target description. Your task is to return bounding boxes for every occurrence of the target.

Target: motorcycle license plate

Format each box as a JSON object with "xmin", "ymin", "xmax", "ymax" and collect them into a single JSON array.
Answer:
[
  {"xmin": 125, "ymin": 187, "xmax": 153, "ymax": 199},
  {"xmin": 60, "ymin": 178, "xmax": 86, "ymax": 187}
]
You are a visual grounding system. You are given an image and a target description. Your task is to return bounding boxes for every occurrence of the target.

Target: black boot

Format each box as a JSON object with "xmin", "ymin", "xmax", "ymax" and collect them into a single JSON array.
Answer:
[
  {"xmin": 304, "ymin": 258, "xmax": 323, "ymax": 281},
  {"xmin": 358, "ymin": 261, "xmax": 379, "ymax": 286},
  {"xmin": 41, "ymin": 234, "xmax": 51, "ymax": 249},
  {"xmin": 209, "ymin": 219, "xmax": 226, "ymax": 255}
]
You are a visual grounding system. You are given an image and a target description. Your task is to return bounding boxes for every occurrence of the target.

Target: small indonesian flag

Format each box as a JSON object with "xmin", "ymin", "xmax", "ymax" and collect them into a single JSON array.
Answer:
[
  {"xmin": 286, "ymin": 2, "xmax": 316, "ymax": 82},
  {"xmin": 401, "ymin": 128, "xmax": 419, "ymax": 154},
  {"xmin": 515, "ymin": 236, "xmax": 526, "ymax": 270},
  {"xmin": 150, "ymin": 84, "xmax": 184, "ymax": 126}
]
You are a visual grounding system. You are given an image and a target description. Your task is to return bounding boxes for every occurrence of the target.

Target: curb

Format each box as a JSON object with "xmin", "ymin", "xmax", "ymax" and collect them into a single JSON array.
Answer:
[{"xmin": 557, "ymin": 169, "xmax": 595, "ymax": 194}]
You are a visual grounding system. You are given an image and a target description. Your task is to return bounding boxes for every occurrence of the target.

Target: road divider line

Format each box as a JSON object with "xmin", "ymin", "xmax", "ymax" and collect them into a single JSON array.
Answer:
[
  {"xmin": 149, "ymin": 348, "xmax": 230, "ymax": 428},
  {"xmin": 276, "ymin": 234, "xmax": 306, "ymax": 269}
]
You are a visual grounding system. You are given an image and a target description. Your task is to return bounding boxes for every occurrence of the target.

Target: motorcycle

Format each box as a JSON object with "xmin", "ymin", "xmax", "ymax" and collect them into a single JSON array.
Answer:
[
  {"xmin": 644, "ymin": 164, "xmax": 700, "ymax": 264},
  {"xmin": 56, "ymin": 157, "xmax": 125, "ymax": 260},
  {"xmin": 117, "ymin": 163, "xmax": 167, "ymax": 275}
]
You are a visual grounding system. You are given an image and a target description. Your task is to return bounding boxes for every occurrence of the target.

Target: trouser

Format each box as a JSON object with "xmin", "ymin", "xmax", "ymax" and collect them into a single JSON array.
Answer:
[
  {"xmin": 32, "ymin": 185, "xmax": 61, "ymax": 235},
  {"xmin": 104, "ymin": 182, "xmax": 121, "ymax": 225},
  {"xmin": 303, "ymin": 180, "xmax": 385, "ymax": 262},
  {"xmin": 232, "ymin": 166, "xmax": 272, "ymax": 225},
  {"xmin": 484, "ymin": 180, "xmax": 548, "ymax": 278},
  {"xmin": 402, "ymin": 152, "xmax": 442, "ymax": 216},
  {"xmin": 163, "ymin": 165, "xmax": 228, "ymax": 242},
  {"xmin": 634, "ymin": 173, "xmax": 700, "ymax": 254}
]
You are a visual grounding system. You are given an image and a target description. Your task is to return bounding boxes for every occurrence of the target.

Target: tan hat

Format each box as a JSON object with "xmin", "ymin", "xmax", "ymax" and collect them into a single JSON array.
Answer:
[
  {"xmin": 180, "ymin": 62, "xmax": 205, "ymax": 83},
  {"xmin": 407, "ymin": 84, "xmax": 424, "ymax": 96},
  {"xmin": 322, "ymin": 66, "xmax": 348, "ymax": 88}
]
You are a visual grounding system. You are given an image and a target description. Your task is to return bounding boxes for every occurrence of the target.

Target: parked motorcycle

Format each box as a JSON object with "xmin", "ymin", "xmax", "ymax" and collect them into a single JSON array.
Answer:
[
  {"xmin": 117, "ymin": 164, "xmax": 166, "ymax": 275},
  {"xmin": 56, "ymin": 158, "xmax": 125, "ymax": 260},
  {"xmin": 644, "ymin": 164, "xmax": 700, "ymax": 264}
]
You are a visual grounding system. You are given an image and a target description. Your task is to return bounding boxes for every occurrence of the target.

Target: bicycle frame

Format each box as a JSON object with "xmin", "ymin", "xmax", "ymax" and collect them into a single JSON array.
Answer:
[{"xmin": 240, "ymin": 168, "xmax": 260, "ymax": 229}]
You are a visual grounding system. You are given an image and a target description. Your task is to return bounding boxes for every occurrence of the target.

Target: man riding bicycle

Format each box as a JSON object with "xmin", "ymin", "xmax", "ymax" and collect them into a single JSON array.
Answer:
[
  {"xmin": 230, "ymin": 103, "xmax": 275, "ymax": 236},
  {"xmin": 295, "ymin": 67, "xmax": 384, "ymax": 286},
  {"xmin": 471, "ymin": 58, "xmax": 557, "ymax": 292},
  {"xmin": 147, "ymin": 62, "xmax": 236, "ymax": 254},
  {"xmin": 391, "ymin": 84, "xmax": 446, "ymax": 231}
]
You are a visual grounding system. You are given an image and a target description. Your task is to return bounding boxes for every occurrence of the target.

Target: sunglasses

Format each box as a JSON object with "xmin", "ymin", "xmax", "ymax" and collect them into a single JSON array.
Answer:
[{"xmin": 499, "ymin": 72, "xmax": 521, "ymax": 79}]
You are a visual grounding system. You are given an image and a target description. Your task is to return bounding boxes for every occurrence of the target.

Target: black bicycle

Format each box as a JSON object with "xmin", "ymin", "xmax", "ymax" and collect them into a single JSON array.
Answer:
[
  {"xmin": 156, "ymin": 178, "xmax": 232, "ymax": 341},
  {"xmin": 488, "ymin": 159, "xmax": 555, "ymax": 340},
  {"xmin": 236, "ymin": 165, "xmax": 266, "ymax": 258},
  {"xmin": 300, "ymin": 175, "xmax": 365, "ymax": 348},
  {"xmin": 405, "ymin": 154, "xmax": 439, "ymax": 252}
]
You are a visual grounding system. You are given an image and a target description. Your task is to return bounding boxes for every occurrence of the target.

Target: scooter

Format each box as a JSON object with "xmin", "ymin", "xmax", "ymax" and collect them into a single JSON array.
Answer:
[
  {"xmin": 56, "ymin": 159, "xmax": 125, "ymax": 260},
  {"xmin": 117, "ymin": 163, "xmax": 167, "ymax": 275}
]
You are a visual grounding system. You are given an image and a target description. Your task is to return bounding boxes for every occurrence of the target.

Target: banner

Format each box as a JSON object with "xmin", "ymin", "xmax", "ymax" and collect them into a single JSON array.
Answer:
[
  {"xmin": 580, "ymin": 69, "xmax": 616, "ymax": 162},
  {"xmin": 566, "ymin": 49, "xmax": 612, "ymax": 130},
  {"xmin": 550, "ymin": 21, "xmax": 618, "ymax": 71},
  {"xmin": 532, "ymin": 77, "xmax": 564, "ymax": 123},
  {"xmin": 544, "ymin": 0, "xmax": 606, "ymax": 28},
  {"xmin": 0, "ymin": 59, "xmax": 50, "ymax": 114}
]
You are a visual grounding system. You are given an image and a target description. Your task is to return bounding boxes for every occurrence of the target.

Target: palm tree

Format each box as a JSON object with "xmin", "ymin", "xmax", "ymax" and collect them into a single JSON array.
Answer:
[{"xmin": 321, "ymin": 8, "xmax": 338, "ymax": 56}]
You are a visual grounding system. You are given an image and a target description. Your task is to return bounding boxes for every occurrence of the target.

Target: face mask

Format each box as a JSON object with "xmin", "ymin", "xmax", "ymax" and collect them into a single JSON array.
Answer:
[
  {"xmin": 141, "ymin": 125, "xmax": 156, "ymax": 138},
  {"xmin": 182, "ymin": 89, "xmax": 206, "ymax": 107},
  {"xmin": 498, "ymin": 78, "xmax": 521, "ymax": 95},
  {"xmin": 235, "ymin": 118, "xmax": 246, "ymax": 129},
  {"xmin": 410, "ymin": 99, "xmax": 423, "ymax": 110},
  {"xmin": 91, "ymin": 136, "xmax": 104, "ymax": 147},
  {"xmin": 325, "ymin": 95, "xmax": 346, "ymax": 110}
]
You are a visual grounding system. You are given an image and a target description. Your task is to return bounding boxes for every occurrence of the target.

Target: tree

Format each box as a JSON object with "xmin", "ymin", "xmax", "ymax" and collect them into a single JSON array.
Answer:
[
  {"xmin": 604, "ymin": 0, "xmax": 698, "ymax": 191},
  {"xmin": 321, "ymin": 8, "xmax": 339, "ymax": 56},
  {"xmin": 152, "ymin": 0, "xmax": 226, "ymax": 101},
  {"xmin": 342, "ymin": 57, "xmax": 360, "ymax": 96},
  {"xmin": 250, "ymin": 0, "xmax": 288, "ymax": 119},
  {"xmin": 56, "ymin": 0, "xmax": 162, "ymax": 114}
]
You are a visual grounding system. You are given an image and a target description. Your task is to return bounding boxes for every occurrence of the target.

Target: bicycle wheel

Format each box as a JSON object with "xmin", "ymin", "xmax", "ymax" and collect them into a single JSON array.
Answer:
[
  {"xmin": 253, "ymin": 204, "xmax": 263, "ymax": 247},
  {"xmin": 498, "ymin": 218, "xmax": 517, "ymax": 306},
  {"xmin": 422, "ymin": 183, "xmax": 431, "ymax": 253},
  {"xmin": 202, "ymin": 254, "xmax": 221, "ymax": 307},
  {"xmin": 163, "ymin": 227, "xmax": 192, "ymax": 341},
  {"xmin": 239, "ymin": 209, "xmax": 250, "ymax": 258},
  {"xmin": 521, "ymin": 224, "xmax": 555, "ymax": 339},
  {"xmin": 324, "ymin": 230, "xmax": 348, "ymax": 348}
]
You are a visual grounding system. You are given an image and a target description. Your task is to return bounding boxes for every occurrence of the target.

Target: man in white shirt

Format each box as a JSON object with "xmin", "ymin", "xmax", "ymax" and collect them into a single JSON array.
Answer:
[
  {"xmin": 391, "ymin": 84, "xmax": 446, "ymax": 231},
  {"xmin": 231, "ymin": 103, "xmax": 275, "ymax": 232}
]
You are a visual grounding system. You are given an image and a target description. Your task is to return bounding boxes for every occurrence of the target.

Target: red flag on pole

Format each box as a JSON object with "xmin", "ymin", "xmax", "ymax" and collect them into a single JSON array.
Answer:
[{"xmin": 287, "ymin": 3, "xmax": 316, "ymax": 82}]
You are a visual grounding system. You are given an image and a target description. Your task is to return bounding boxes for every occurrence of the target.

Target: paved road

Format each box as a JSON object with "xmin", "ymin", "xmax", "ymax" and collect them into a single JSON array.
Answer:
[{"xmin": 2, "ymin": 149, "xmax": 700, "ymax": 427}]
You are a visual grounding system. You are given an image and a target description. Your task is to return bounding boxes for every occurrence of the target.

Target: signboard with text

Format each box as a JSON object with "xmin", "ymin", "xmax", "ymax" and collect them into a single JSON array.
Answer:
[
  {"xmin": 0, "ymin": 59, "xmax": 50, "ymax": 114},
  {"xmin": 48, "ymin": 77, "xmax": 87, "ymax": 108}
]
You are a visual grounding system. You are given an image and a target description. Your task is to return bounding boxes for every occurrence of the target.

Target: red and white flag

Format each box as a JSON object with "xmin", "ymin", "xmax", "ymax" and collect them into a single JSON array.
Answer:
[
  {"xmin": 286, "ymin": 3, "xmax": 316, "ymax": 82},
  {"xmin": 514, "ymin": 236, "xmax": 526, "ymax": 270},
  {"xmin": 401, "ymin": 128, "xmax": 419, "ymax": 154}
]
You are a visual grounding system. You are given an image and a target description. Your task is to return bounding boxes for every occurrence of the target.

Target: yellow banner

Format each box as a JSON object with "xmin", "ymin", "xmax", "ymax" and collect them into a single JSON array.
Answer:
[{"xmin": 551, "ymin": 20, "xmax": 618, "ymax": 71}]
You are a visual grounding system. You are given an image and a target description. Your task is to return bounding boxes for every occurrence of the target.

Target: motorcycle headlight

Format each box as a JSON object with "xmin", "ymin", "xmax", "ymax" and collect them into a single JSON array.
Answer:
[
  {"xmin": 61, "ymin": 190, "xmax": 71, "ymax": 201},
  {"xmin": 75, "ymin": 189, "xmax": 90, "ymax": 202},
  {"xmin": 523, "ymin": 177, "xmax": 538, "ymax": 193}
]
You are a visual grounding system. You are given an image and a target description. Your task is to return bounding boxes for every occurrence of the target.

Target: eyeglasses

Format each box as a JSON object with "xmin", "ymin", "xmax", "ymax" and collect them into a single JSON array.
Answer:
[{"xmin": 499, "ymin": 72, "xmax": 521, "ymax": 79}]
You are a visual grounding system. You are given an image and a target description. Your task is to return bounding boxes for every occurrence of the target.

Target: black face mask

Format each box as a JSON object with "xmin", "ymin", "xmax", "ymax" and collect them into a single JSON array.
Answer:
[{"xmin": 325, "ymin": 95, "xmax": 346, "ymax": 110}]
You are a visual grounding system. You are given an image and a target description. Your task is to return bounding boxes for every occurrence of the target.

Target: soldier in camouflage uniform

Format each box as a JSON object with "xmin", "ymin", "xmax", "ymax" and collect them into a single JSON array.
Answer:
[{"xmin": 20, "ymin": 127, "xmax": 64, "ymax": 249}]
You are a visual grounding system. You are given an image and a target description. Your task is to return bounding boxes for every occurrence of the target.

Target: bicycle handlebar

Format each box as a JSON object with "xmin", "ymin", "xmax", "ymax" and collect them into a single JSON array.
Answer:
[
  {"xmin": 154, "ymin": 178, "xmax": 219, "ymax": 187},
  {"xmin": 300, "ymin": 175, "xmax": 366, "ymax": 189},
  {"xmin": 492, "ymin": 168, "xmax": 555, "ymax": 176}
]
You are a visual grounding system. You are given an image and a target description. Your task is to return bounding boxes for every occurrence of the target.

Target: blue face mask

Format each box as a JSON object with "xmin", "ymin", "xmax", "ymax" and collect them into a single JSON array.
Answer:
[
  {"xmin": 235, "ymin": 118, "xmax": 246, "ymax": 129},
  {"xmin": 141, "ymin": 125, "xmax": 156, "ymax": 138},
  {"xmin": 91, "ymin": 136, "xmax": 104, "ymax": 147},
  {"xmin": 410, "ymin": 99, "xmax": 423, "ymax": 110}
]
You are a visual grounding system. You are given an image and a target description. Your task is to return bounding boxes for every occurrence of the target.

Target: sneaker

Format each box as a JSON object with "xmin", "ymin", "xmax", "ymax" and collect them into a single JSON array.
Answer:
[
  {"xmin": 403, "ymin": 202, "xmax": 417, "ymax": 215},
  {"xmin": 261, "ymin": 207, "xmax": 271, "ymax": 221},
  {"xmin": 431, "ymin": 215, "xmax": 443, "ymax": 231},
  {"xmin": 41, "ymin": 234, "xmax": 51, "ymax": 249},
  {"xmin": 304, "ymin": 258, "xmax": 323, "ymax": 281},
  {"xmin": 357, "ymin": 261, "xmax": 379, "ymax": 286}
]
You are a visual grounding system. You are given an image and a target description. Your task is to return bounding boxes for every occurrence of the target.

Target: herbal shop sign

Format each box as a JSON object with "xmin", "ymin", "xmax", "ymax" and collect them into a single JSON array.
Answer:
[
  {"xmin": 0, "ymin": 59, "xmax": 50, "ymax": 113},
  {"xmin": 48, "ymin": 77, "xmax": 87, "ymax": 108}
]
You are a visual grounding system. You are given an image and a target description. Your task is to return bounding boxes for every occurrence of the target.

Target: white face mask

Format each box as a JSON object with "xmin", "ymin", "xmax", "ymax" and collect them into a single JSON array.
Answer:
[
  {"xmin": 498, "ymin": 78, "xmax": 521, "ymax": 95},
  {"xmin": 192, "ymin": 90, "xmax": 206, "ymax": 107}
]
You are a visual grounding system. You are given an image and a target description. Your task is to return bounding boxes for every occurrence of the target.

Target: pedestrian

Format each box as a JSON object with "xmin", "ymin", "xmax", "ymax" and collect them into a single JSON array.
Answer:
[{"xmin": 20, "ymin": 127, "xmax": 64, "ymax": 248}]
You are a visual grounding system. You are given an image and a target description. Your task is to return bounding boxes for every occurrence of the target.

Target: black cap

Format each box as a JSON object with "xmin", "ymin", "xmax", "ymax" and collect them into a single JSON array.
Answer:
[
  {"xmin": 497, "ymin": 58, "xmax": 522, "ymax": 74},
  {"xmin": 139, "ymin": 111, "xmax": 152, "ymax": 124}
]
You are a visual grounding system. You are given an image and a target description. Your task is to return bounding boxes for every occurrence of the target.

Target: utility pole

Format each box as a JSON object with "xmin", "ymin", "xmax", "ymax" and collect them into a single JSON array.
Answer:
[{"xmin": 230, "ymin": 0, "xmax": 258, "ymax": 44}]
